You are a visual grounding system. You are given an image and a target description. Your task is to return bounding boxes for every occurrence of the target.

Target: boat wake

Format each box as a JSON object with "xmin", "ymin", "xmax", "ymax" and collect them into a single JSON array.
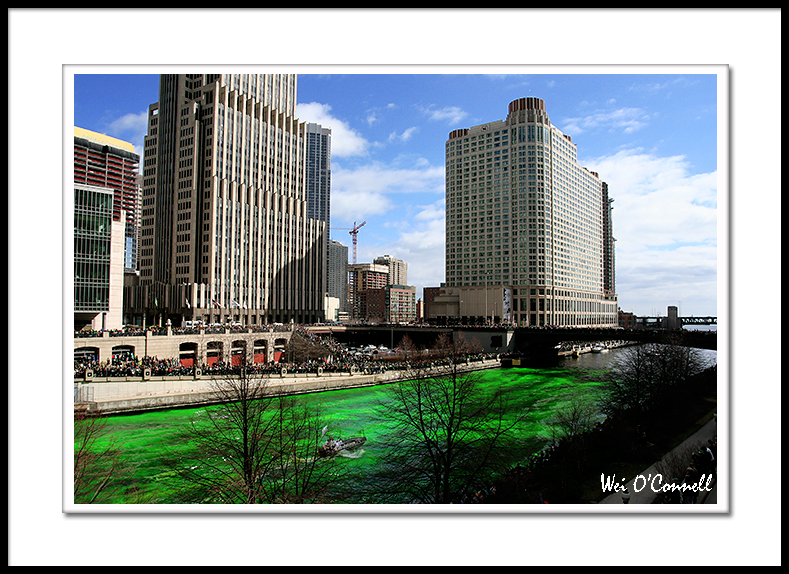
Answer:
[{"xmin": 337, "ymin": 448, "xmax": 365, "ymax": 459}]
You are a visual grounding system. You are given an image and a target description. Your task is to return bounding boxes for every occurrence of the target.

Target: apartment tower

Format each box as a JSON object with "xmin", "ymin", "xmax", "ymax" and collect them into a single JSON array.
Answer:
[
  {"xmin": 129, "ymin": 73, "xmax": 326, "ymax": 326},
  {"xmin": 444, "ymin": 97, "xmax": 617, "ymax": 327}
]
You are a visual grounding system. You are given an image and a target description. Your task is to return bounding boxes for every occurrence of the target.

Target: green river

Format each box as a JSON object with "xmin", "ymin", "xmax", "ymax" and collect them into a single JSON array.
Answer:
[{"xmin": 77, "ymin": 347, "xmax": 711, "ymax": 505}]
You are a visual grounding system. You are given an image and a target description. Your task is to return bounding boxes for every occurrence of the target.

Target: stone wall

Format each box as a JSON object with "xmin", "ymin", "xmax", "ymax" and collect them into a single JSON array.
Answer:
[{"xmin": 74, "ymin": 360, "xmax": 501, "ymax": 415}]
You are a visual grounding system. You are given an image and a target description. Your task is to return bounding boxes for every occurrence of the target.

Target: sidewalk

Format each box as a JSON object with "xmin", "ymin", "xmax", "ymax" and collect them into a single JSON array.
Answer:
[{"xmin": 599, "ymin": 414, "xmax": 717, "ymax": 505}]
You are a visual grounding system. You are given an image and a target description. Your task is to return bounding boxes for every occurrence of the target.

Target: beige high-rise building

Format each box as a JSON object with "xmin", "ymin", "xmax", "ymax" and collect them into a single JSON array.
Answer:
[
  {"xmin": 127, "ymin": 74, "xmax": 326, "ymax": 326},
  {"xmin": 443, "ymin": 97, "xmax": 617, "ymax": 327}
]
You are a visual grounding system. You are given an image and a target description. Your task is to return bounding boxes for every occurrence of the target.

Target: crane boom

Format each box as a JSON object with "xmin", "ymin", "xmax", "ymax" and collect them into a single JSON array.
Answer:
[
  {"xmin": 330, "ymin": 221, "xmax": 366, "ymax": 264},
  {"xmin": 349, "ymin": 221, "xmax": 366, "ymax": 264}
]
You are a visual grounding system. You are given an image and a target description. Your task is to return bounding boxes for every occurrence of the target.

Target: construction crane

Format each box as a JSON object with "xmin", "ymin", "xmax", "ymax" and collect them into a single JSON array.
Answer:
[{"xmin": 331, "ymin": 220, "xmax": 366, "ymax": 264}]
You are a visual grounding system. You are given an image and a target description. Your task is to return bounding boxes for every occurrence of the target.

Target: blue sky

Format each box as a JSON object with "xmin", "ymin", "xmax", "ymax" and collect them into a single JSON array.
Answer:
[{"xmin": 73, "ymin": 71, "xmax": 721, "ymax": 317}]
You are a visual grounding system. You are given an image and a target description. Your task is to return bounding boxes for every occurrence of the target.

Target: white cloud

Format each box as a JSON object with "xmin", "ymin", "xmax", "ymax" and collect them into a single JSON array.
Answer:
[
  {"xmin": 413, "ymin": 198, "xmax": 445, "ymax": 222},
  {"xmin": 561, "ymin": 107, "xmax": 650, "ymax": 136},
  {"xmin": 329, "ymin": 161, "xmax": 443, "ymax": 223},
  {"xmin": 107, "ymin": 110, "xmax": 148, "ymax": 155},
  {"xmin": 388, "ymin": 126, "xmax": 419, "ymax": 143},
  {"xmin": 372, "ymin": 213, "xmax": 447, "ymax": 295},
  {"xmin": 330, "ymin": 188, "xmax": 393, "ymax": 224},
  {"xmin": 421, "ymin": 105, "xmax": 469, "ymax": 126},
  {"xmin": 334, "ymin": 160, "xmax": 442, "ymax": 197},
  {"xmin": 583, "ymin": 149, "xmax": 718, "ymax": 316},
  {"xmin": 296, "ymin": 101, "xmax": 371, "ymax": 157}
]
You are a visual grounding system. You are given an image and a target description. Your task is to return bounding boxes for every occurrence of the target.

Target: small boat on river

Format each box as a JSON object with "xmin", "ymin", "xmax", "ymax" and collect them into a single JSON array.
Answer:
[
  {"xmin": 317, "ymin": 436, "xmax": 367, "ymax": 458},
  {"xmin": 591, "ymin": 343, "xmax": 609, "ymax": 353}
]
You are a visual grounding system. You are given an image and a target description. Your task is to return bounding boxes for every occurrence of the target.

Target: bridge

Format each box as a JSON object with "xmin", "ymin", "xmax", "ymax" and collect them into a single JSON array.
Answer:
[
  {"xmin": 635, "ymin": 316, "xmax": 717, "ymax": 328},
  {"xmin": 307, "ymin": 324, "xmax": 717, "ymax": 365}
]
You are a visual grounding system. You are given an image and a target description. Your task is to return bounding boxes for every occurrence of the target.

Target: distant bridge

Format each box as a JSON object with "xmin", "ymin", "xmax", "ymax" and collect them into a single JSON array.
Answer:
[
  {"xmin": 634, "ymin": 316, "xmax": 717, "ymax": 328},
  {"xmin": 680, "ymin": 316, "xmax": 717, "ymax": 325}
]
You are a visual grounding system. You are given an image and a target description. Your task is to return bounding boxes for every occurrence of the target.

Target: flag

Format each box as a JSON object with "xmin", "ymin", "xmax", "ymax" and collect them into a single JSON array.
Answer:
[
  {"xmin": 186, "ymin": 299, "xmax": 191, "ymax": 309},
  {"xmin": 231, "ymin": 300, "xmax": 240, "ymax": 308},
  {"xmin": 212, "ymin": 299, "xmax": 221, "ymax": 308}
]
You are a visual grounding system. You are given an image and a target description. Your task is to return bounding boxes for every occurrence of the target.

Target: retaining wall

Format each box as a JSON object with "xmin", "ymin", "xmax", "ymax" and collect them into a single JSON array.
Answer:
[{"xmin": 75, "ymin": 360, "xmax": 501, "ymax": 415}]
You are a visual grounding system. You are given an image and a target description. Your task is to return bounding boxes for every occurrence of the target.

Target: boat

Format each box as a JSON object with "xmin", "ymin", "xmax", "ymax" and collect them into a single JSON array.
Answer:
[
  {"xmin": 571, "ymin": 345, "xmax": 590, "ymax": 357},
  {"xmin": 317, "ymin": 436, "xmax": 367, "ymax": 457},
  {"xmin": 591, "ymin": 343, "xmax": 609, "ymax": 353}
]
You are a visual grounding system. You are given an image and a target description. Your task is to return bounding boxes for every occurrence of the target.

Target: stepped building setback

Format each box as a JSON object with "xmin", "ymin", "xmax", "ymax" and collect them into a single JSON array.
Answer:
[
  {"xmin": 436, "ymin": 97, "xmax": 618, "ymax": 327},
  {"xmin": 126, "ymin": 74, "xmax": 326, "ymax": 327}
]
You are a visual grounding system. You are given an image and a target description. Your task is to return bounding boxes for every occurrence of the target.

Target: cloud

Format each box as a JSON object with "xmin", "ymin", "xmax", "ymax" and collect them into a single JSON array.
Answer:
[
  {"xmin": 420, "ymin": 105, "xmax": 469, "ymax": 126},
  {"xmin": 371, "ymin": 210, "xmax": 447, "ymax": 295},
  {"xmin": 388, "ymin": 126, "xmax": 419, "ymax": 143},
  {"xmin": 413, "ymin": 198, "xmax": 445, "ymax": 222},
  {"xmin": 583, "ymin": 149, "xmax": 718, "ymax": 316},
  {"xmin": 330, "ymin": 187, "xmax": 394, "ymax": 225},
  {"xmin": 329, "ymin": 161, "xmax": 443, "ymax": 223},
  {"xmin": 106, "ymin": 110, "xmax": 148, "ymax": 155},
  {"xmin": 296, "ymin": 101, "xmax": 371, "ymax": 157},
  {"xmin": 561, "ymin": 107, "xmax": 650, "ymax": 136}
]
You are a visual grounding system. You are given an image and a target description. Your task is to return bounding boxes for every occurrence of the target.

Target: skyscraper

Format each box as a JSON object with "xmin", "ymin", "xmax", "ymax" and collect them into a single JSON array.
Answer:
[
  {"xmin": 128, "ymin": 73, "xmax": 326, "ymax": 326},
  {"xmin": 443, "ymin": 97, "xmax": 617, "ymax": 327},
  {"xmin": 304, "ymin": 122, "xmax": 331, "ymax": 225}
]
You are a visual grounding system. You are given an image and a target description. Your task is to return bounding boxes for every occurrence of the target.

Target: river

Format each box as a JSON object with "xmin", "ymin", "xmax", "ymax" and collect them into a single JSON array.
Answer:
[{"xmin": 79, "ymin": 344, "xmax": 717, "ymax": 505}]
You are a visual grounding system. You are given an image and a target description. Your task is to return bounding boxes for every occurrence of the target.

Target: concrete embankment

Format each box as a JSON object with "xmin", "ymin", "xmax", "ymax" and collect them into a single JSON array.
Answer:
[{"xmin": 74, "ymin": 359, "xmax": 501, "ymax": 415}]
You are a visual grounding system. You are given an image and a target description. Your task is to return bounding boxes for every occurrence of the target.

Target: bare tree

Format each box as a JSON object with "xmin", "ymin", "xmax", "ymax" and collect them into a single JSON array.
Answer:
[
  {"xmin": 285, "ymin": 331, "xmax": 330, "ymax": 364},
  {"xmin": 369, "ymin": 333, "xmax": 528, "ymax": 504},
  {"xmin": 549, "ymin": 390, "xmax": 601, "ymax": 444},
  {"xmin": 74, "ymin": 410, "xmax": 145, "ymax": 504},
  {"xmin": 546, "ymin": 389, "xmax": 603, "ymax": 477},
  {"xmin": 602, "ymin": 340, "xmax": 714, "ymax": 423},
  {"xmin": 256, "ymin": 396, "xmax": 344, "ymax": 504},
  {"xmin": 169, "ymin": 361, "xmax": 338, "ymax": 504}
]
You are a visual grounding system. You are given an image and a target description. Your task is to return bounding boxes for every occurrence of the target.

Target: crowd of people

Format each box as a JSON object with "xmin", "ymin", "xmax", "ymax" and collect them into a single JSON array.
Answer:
[
  {"xmin": 74, "ymin": 338, "xmax": 497, "ymax": 380},
  {"xmin": 75, "ymin": 322, "xmax": 294, "ymax": 338},
  {"xmin": 74, "ymin": 354, "xmax": 195, "ymax": 378},
  {"xmin": 662, "ymin": 437, "xmax": 717, "ymax": 504}
]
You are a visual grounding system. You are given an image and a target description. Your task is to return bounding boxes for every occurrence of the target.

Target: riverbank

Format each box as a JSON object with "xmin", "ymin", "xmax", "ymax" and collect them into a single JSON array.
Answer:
[
  {"xmin": 479, "ymin": 365, "xmax": 718, "ymax": 505},
  {"xmin": 75, "ymin": 358, "xmax": 502, "ymax": 415}
]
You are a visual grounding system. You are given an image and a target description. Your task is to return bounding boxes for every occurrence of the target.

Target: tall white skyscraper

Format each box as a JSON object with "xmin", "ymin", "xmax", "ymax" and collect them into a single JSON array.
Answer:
[
  {"xmin": 444, "ymin": 97, "xmax": 617, "ymax": 327},
  {"xmin": 129, "ymin": 73, "xmax": 326, "ymax": 326}
]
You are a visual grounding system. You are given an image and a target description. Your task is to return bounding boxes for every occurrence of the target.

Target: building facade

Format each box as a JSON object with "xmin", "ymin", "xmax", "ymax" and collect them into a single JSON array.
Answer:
[
  {"xmin": 348, "ymin": 263, "xmax": 388, "ymax": 322},
  {"xmin": 74, "ymin": 184, "xmax": 126, "ymax": 331},
  {"xmin": 327, "ymin": 239, "xmax": 349, "ymax": 313},
  {"xmin": 385, "ymin": 284, "xmax": 417, "ymax": 324},
  {"xmin": 443, "ymin": 97, "xmax": 617, "ymax": 327},
  {"xmin": 74, "ymin": 127, "xmax": 141, "ymax": 272},
  {"xmin": 127, "ymin": 73, "xmax": 326, "ymax": 327},
  {"xmin": 373, "ymin": 254, "xmax": 408, "ymax": 286}
]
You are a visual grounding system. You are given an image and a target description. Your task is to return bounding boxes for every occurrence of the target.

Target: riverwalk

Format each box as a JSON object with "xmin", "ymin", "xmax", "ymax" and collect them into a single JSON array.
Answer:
[
  {"xmin": 598, "ymin": 414, "xmax": 719, "ymax": 507},
  {"xmin": 75, "ymin": 359, "xmax": 502, "ymax": 415}
]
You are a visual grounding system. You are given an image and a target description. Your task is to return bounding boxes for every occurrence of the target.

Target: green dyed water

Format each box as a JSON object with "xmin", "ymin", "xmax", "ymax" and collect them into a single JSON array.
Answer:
[{"xmin": 75, "ymin": 352, "xmax": 627, "ymax": 505}]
